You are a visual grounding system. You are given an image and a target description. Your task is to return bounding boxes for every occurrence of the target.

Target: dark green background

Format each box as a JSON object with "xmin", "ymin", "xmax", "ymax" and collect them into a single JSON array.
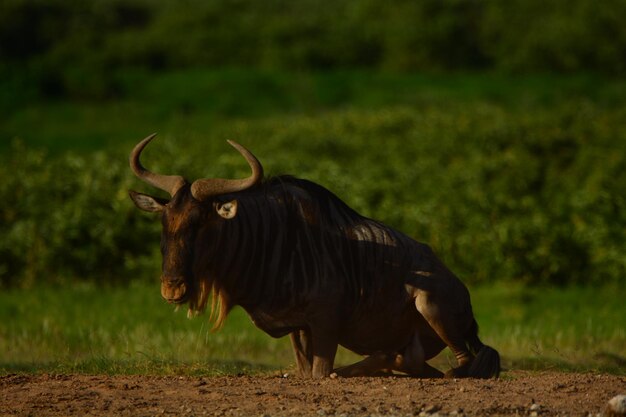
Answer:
[{"xmin": 1, "ymin": 0, "xmax": 624, "ymax": 289}]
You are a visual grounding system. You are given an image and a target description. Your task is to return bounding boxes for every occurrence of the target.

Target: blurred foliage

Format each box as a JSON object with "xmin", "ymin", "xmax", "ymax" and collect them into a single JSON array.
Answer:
[
  {"xmin": 1, "ymin": 0, "xmax": 626, "ymax": 102},
  {"xmin": 4, "ymin": 70, "xmax": 625, "ymax": 152},
  {"xmin": 1, "ymin": 102, "xmax": 624, "ymax": 288},
  {"xmin": 1, "ymin": 0, "xmax": 624, "ymax": 290},
  {"xmin": 0, "ymin": 143, "xmax": 161, "ymax": 287}
]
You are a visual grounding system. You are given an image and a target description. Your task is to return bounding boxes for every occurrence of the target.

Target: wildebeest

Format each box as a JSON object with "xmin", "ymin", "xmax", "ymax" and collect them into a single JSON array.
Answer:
[{"xmin": 129, "ymin": 134, "xmax": 500, "ymax": 378}]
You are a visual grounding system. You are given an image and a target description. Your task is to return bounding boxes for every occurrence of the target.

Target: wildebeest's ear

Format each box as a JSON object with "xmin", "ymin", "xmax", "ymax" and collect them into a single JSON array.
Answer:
[
  {"xmin": 216, "ymin": 200, "xmax": 238, "ymax": 219},
  {"xmin": 129, "ymin": 190, "xmax": 167, "ymax": 212}
]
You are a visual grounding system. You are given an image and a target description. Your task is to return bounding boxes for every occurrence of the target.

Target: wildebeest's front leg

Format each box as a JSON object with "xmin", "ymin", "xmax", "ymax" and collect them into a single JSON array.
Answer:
[
  {"xmin": 290, "ymin": 329, "xmax": 313, "ymax": 377},
  {"xmin": 309, "ymin": 329, "xmax": 338, "ymax": 378}
]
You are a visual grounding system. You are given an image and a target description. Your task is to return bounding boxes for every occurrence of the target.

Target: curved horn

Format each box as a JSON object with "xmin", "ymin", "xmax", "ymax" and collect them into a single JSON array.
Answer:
[
  {"xmin": 129, "ymin": 133, "xmax": 186, "ymax": 197},
  {"xmin": 190, "ymin": 140, "xmax": 264, "ymax": 201}
]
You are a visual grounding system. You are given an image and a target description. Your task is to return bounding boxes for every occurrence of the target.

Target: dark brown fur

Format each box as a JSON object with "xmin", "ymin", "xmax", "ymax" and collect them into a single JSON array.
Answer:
[{"xmin": 130, "ymin": 145, "xmax": 500, "ymax": 379}]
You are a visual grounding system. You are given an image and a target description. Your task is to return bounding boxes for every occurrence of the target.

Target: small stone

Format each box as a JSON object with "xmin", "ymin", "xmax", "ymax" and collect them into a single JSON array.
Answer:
[
  {"xmin": 530, "ymin": 403, "xmax": 541, "ymax": 411},
  {"xmin": 329, "ymin": 372, "xmax": 338, "ymax": 379},
  {"xmin": 424, "ymin": 404, "xmax": 441, "ymax": 414},
  {"xmin": 606, "ymin": 395, "xmax": 626, "ymax": 417}
]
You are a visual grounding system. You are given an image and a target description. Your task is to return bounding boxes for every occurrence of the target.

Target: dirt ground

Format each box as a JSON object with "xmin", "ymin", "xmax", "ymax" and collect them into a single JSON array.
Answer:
[{"xmin": 1, "ymin": 371, "xmax": 624, "ymax": 417}]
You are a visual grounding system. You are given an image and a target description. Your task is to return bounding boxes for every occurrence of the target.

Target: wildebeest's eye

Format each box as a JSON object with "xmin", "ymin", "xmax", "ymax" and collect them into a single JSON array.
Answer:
[{"xmin": 216, "ymin": 200, "xmax": 238, "ymax": 219}]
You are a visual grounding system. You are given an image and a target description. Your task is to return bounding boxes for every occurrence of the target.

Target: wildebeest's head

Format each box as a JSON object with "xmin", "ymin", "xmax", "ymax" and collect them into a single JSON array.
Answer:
[{"xmin": 128, "ymin": 134, "xmax": 263, "ymax": 318}]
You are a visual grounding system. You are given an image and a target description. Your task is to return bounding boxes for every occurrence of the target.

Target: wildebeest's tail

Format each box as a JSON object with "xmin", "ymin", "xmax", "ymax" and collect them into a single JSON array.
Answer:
[{"xmin": 466, "ymin": 319, "xmax": 501, "ymax": 378}]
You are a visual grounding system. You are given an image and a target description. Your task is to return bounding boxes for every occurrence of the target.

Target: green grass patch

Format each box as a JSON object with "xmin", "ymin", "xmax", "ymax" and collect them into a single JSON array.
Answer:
[
  {"xmin": 0, "ymin": 283, "xmax": 623, "ymax": 376},
  {"xmin": 469, "ymin": 285, "xmax": 626, "ymax": 375},
  {"xmin": 0, "ymin": 282, "xmax": 292, "ymax": 376}
]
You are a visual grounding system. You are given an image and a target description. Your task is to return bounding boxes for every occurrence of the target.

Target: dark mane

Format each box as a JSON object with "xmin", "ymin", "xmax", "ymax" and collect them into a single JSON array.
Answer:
[{"xmin": 196, "ymin": 175, "xmax": 424, "ymax": 326}]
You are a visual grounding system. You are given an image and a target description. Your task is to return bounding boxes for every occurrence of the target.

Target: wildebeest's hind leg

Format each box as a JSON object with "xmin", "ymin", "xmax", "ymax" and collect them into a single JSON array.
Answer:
[
  {"xmin": 290, "ymin": 329, "xmax": 313, "ymax": 377},
  {"xmin": 414, "ymin": 293, "xmax": 474, "ymax": 378}
]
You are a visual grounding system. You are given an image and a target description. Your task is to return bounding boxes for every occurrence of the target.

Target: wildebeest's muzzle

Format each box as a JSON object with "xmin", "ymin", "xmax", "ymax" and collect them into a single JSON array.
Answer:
[{"xmin": 160, "ymin": 276, "xmax": 189, "ymax": 304}]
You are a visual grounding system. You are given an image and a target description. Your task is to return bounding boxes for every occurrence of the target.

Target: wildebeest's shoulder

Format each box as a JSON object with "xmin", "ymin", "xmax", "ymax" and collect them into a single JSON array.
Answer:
[{"xmin": 261, "ymin": 176, "xmax": 362, "ymax": 225}]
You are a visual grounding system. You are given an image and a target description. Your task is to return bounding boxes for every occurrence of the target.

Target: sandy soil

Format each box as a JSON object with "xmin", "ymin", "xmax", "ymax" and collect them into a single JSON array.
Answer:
[{"xmin": 1, "ymin": 371, "xmax": 624, "ymax": 416}]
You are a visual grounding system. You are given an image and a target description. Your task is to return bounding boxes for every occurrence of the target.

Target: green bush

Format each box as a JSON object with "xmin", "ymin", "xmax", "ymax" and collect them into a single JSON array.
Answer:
[
  {"xmin": 0, "ymin": 143, "xmax": 161, "ymax": 287},
  {"xmin": 1, "ymin": 103, "xmax": 624, "ymax": 287}
]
